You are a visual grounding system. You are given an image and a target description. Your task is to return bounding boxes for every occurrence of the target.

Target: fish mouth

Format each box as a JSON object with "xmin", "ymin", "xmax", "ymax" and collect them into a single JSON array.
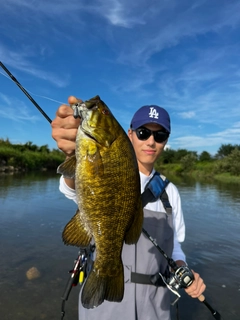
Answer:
[{"xmin": 72, "ymin": 99, "xmax": 99, "ymax": 120}]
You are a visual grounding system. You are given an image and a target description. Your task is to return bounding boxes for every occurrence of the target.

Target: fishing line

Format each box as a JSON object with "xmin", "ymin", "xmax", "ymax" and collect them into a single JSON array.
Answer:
[
  {"xmin": 0, "ymin": 62, "xmax": 65, "ymax": 123},
  {"xmin": 0, "ymin": 70, "xmax": 65, "ymax": 105}
]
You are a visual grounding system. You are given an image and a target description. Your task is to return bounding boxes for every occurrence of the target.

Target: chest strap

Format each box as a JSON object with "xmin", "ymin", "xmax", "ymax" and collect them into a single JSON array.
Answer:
[
  {"xmin": 131, "ymin": 272, "xmax": 166, "ymax": 287},
  {"xmin": 141, "ymin": 172, "xmax": 172, "ymax": 215}
]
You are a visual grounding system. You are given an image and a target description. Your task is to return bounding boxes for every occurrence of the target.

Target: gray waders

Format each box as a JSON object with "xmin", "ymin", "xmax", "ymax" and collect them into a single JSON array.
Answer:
[{"xmin": 79, "ymin": 174, "xmax": 174, "ymax": 320}]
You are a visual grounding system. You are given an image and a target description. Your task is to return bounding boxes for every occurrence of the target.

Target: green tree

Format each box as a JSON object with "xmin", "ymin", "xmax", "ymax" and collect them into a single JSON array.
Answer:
[
  {"xmin": 174, "ymin": 149, "xmax": 191, "ymax": 161},
  {"xmin": 180, "ymin": 152, "xmax": 198, "ymax": 171},
  {"xmin": 214, "ymin": 148, "xmax": 240, "ymax": 175},
  {"xmin": 24, "ymin": 141, "xmax": 39, "ymax": 152},
  {"xmin": 199, "ymin": 151, "xmax": 212, "ymax": 162},
  {"xmin": 215, "ymin": 144, "xmax": 240, "ymax": 159},
  {"xmin": 159, "ymin": 148, "xmax": 176, "ymax": 164},
  {"xmin": 38, "ymin": 144, "xmax": 50, "ymax": 153}
]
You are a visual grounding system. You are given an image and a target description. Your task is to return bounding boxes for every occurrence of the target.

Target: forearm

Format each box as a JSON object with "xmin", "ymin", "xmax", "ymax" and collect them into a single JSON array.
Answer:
[
  {"xmin": 64, "ymin": 177, "xmax": 75, "ymax": 189},
  {"xmin": 171, "ymin": 235, "xmax": 186, "ymax": 263}
]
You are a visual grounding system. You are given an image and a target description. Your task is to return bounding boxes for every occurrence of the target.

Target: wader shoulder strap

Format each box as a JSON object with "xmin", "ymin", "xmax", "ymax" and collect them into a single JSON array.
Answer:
[
  {"xmin": 141, "ymin": 172, "xmax": 172, "ymax": 215},
  {"xmin": 132, "ymin": 173, "xmax": 173, "ymax": 287}
]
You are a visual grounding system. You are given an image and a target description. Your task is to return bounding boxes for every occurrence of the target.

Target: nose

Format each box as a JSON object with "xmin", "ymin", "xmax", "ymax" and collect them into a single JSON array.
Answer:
[{"xmin": 146, "ymin": 134, "xmax": 155, "ymax": 146}]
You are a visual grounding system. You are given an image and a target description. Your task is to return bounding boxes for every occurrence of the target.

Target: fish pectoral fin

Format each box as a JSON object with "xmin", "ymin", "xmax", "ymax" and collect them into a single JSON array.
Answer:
[
  {"xmin": 57, "ymin": 155, "xmax": 76, "ymax": 179},
  {"xmin": 62, "ymin": 209, "xmax": 92, "ymax": 247},
  {"xmin": 81, "ymin": 262, "xmax": 124, "ymax": 309},
  {"xmin": 124, "ymin": 201, "xmax": 143, "ymax": 245}
]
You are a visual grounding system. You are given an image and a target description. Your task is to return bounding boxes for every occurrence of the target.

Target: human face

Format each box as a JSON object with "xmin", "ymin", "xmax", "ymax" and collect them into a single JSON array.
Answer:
[{"xmin": 128, "ymin": 123, "xmax": 168, "ymax": 176}]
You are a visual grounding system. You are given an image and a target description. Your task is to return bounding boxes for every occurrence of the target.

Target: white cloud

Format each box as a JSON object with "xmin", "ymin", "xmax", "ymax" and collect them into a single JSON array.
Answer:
[
  {"xmin": 178, "ymin": 111, "xmax": 195, "ymax": 119},
  {"xmin": 0, "ymin": 46, "xmax": 70, "ymax": 88},
  {"xmin": 171, "ymin": 122, "xmax": 240, "ymax": 153},
  {"xmin": 0, "ymin": 95, "xmax": 39, "ymax": 123},
  {"xmin": 0, "ymin": 93, "xmax": 12, "ymax": 105}
]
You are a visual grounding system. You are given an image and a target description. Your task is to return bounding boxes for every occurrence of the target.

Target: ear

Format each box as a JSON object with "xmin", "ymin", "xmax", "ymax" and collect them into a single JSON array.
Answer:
[{"xmin": 128, "ymin": 129, "xmax": 133, "ymax": 142}]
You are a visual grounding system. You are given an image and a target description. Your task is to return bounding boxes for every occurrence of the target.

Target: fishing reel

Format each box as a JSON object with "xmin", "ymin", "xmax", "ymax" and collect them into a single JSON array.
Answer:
[
  {"xmin": 158, "ymin": 265, "xmax": 195, "ymax": 305},
  {"xmin": 168, "ymin": 265, "xmax": 194, "ymax": 290}
]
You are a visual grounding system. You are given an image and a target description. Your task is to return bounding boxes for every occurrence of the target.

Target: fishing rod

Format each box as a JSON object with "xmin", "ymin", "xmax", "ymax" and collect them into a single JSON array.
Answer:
[
  {"xmin": 142, "ymin": 227, "xmax": 222, "ymax": 320},
  {"xmin": 1, "ymin": 61, "xmax": 223, "ymax": 320},
  {"xmin": 0, "ymin": 61, "xmax": 52, "ymax": 123}
]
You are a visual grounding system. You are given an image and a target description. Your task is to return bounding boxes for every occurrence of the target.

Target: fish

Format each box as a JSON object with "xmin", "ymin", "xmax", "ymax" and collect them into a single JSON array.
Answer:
[{"xmin": 57, "ymin": 95, "xmax": 143, "ymax": 309}]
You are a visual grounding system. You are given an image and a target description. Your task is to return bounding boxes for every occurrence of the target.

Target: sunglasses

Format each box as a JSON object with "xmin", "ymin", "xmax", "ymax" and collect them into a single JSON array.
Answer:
[{"xmin": 134, "ymin": 126, "xmax": 169, "ymax": 143}]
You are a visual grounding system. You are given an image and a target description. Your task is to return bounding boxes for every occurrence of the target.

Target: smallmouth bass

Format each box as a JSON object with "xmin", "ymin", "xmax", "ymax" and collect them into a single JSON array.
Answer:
[{"xmin": 58, "ymin": 95, "xmax": 143, "ymax": 309}]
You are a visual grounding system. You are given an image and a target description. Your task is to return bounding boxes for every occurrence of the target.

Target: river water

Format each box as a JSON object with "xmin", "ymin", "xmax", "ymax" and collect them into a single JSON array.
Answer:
[{"xmin": 0, "ymin": 172, "xmax": 239, "ymax": 320}]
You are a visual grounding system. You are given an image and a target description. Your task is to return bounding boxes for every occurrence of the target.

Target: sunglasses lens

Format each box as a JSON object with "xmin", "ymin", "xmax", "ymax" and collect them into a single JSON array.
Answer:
[
  {"xmin": 135, "ymin": 127, "xmax": 169, "ymax": 143},
  {"xmin": 154, "ymin": 131, "xmax": 169, "ymax": 143},
  {"xmin": 136, "ymin": 128, "xmax": 151, "ymax": 140}
]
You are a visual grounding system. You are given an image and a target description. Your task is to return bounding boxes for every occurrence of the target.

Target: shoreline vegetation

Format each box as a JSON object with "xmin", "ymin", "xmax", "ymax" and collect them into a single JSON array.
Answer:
[
  {"xmin": 154, "ymin": 144, "xmax": 240, "ymax": 184},
  {"xmin": 0, "ymin": 138, "xmax": 65, "ymax": 173},
  {"xmin": 1, "ymin": 139, "xmax": 240, "ymax": 183}
]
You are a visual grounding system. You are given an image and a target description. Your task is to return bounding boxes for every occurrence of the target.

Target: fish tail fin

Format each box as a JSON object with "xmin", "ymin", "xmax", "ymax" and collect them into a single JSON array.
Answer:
[{"xmin": 81, "ymin": 262, "xmax": 124, "ymax": 309}]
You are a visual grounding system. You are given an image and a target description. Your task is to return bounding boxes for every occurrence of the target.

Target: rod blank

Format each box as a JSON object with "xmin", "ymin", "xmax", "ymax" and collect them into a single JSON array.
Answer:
[
  {"xmin": 0, "ymin": 61, "xmax": 52, "ymax": 123},
  {"xmin": 198, "ymin": 294, "xmax": 222, "ymax": 320}
]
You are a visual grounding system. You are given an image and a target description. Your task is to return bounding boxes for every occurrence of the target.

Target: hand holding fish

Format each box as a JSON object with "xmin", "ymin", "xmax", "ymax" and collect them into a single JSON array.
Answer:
[{"xmin": 51, "ymin": 96, "xmax": 81, "ymax": 157}]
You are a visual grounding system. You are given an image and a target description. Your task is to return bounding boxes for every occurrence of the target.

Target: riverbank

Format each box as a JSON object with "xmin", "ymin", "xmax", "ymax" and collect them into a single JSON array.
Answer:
[
  {"xmin": 0, "ymin": 139, "xmax": 65, "ymax": 172},
  {"xmin": 158, "ymin": 163, "xmax": 240, "ymax": 184}
]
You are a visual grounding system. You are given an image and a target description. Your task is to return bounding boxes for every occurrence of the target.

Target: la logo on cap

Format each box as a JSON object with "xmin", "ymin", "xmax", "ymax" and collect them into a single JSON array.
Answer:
[{"xmin": 149, "ymin": 107, "xmax": 159, "ymax": 119}]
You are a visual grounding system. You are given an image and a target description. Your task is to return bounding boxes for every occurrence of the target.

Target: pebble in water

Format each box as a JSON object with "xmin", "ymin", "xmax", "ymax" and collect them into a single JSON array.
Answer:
[{"xmin": 26, "ymin": 267, "xmax": 41, "ymax": 280}]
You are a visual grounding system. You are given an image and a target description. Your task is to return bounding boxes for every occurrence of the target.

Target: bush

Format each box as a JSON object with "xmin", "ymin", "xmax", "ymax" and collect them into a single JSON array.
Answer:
[
  {"xmin": 0, "ymin": 139, "xmax": 65, "ymax": 171},
  {"xmin": 213, "ymin": 148, "xmax": 240, "ymax": 176},
  {"xmin": 180, "ymin": 153, "xmax": 198, "ymax": 171}
]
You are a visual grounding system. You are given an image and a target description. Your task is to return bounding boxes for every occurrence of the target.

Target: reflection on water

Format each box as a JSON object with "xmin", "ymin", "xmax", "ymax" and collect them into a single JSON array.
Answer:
[
  {"xmin": 168, "ymin": 174, "xmax": 240, "ymax": 320},
  {"xmin": 0, "ymin": 172, "xmax": 240, "ymax": 320},
  {"xmin": 0, "ymin": 172, "xmax": 79, "ymax": 320}
]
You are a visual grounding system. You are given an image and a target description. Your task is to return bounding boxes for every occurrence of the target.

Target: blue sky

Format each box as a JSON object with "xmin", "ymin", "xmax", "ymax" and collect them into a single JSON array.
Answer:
[{"xmin": 1, "ymin": 0, "xmax": 240, "ymax": 155}]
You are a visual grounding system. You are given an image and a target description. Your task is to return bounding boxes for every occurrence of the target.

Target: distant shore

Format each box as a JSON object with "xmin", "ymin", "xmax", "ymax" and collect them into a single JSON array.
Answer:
[
  {"xmin": 1, "ymin": 139, "xmax": 239, "ymax": 183},
  {"xmin": 158, "ymin": 163, "xmax": 240, "ymax": 184},
  {"xmin": 0, "ymin": 139, "xmax": 65, "ymax": 172}
]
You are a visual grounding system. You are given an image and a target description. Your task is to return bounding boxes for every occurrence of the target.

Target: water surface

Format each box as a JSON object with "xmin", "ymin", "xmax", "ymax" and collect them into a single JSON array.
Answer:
[{"xmin": 0, "ymin": 172, "xmax": 239, "ymax": 320}]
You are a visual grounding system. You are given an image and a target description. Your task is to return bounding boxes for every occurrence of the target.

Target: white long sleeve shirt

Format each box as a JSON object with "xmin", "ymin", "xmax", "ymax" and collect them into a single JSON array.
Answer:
[{"xmin": 59, "ymin": 170, "xmax": 186, "ymax": 262}]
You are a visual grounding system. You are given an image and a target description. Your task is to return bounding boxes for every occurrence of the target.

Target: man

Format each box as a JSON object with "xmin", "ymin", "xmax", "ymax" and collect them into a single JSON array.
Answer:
[{"xmin": 51, "ymin": 96, "xmax": 206, "ymax": 320}]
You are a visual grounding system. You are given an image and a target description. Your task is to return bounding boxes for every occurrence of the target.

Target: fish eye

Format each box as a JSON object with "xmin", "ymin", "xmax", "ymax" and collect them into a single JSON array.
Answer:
[{"xmin": 102, "ymin": 109, "xmax": 110, "ymax": 115}]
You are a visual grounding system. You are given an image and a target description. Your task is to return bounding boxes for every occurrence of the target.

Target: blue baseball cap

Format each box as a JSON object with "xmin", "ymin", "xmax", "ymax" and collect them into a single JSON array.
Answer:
[{"xmin": 130, "ymin": 105, "xmax": 171, "ymax": 133}]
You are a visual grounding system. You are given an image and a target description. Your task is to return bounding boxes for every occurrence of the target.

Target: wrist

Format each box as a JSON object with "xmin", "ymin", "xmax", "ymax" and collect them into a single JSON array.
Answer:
[{"xmin": 175, "ymin": 260, "xmax": 187, "ymax": 267}]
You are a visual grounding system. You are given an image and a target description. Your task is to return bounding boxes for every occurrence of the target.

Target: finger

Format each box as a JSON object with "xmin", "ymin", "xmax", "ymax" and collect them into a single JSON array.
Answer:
[
  {"xmin": 52, "ymin": 128, "xmax": 79, "ymax": 143},
  {"xmin": 56, "ymin": 105, "xmax": 74, "ymax": 118},
  {"xmin": 68, "ymin": 96, "xmax": 83, "ymax": 105},
  {"xmin": 51, "ymin": 113, "xmax": 80, "ymax": 130},
  {"xmin": 185, "ymin": 275, "xmax": 206, "ymax": 298},
  {"xmin": 57, "ymin": 139, "xmax": 76, "ymax": 156}
]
